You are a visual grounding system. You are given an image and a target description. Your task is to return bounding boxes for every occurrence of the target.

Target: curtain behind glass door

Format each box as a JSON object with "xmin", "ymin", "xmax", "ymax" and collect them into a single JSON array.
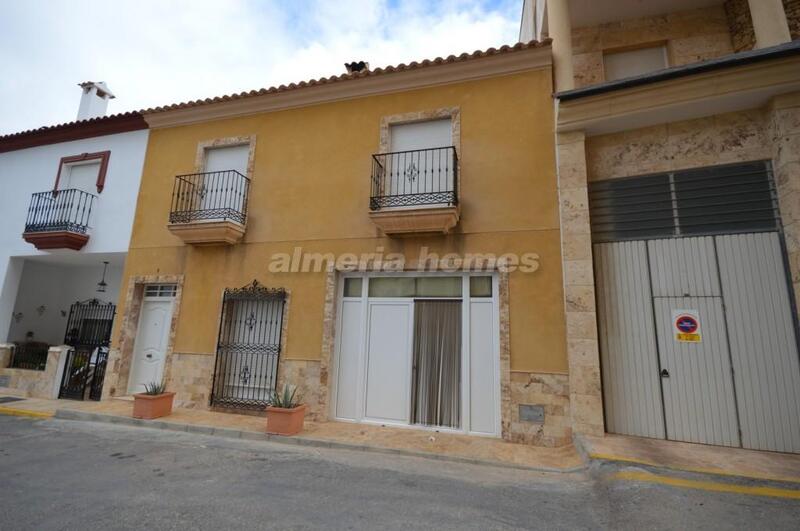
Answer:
[{"xmin": 411, "ymin": 300, "xmax": 461, "ymax": 428}]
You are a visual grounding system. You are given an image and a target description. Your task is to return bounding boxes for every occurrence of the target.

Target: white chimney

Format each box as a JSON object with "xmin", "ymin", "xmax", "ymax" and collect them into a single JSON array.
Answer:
[{"xmin": 76, "ymin": 81, "xmax": 115, "ymax": 120}]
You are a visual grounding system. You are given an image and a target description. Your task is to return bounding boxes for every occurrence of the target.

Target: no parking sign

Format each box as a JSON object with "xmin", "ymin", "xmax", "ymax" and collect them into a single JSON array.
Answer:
[{"xmin": 672, "ymin": 309, "xmax": 701, "ymax": 343}]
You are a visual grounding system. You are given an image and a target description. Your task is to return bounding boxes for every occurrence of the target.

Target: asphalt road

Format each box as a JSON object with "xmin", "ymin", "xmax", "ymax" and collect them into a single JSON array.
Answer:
[{"xmin": 1, "ymin": 416, "xmax": 798, "ymax": 530}]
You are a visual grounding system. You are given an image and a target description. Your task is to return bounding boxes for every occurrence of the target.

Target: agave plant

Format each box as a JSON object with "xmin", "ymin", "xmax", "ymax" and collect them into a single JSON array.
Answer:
[
  {"xmin": 270, "ymin": 384, "xmax": 302, "ymax": 409},
  {"xmin": 143, "ymin": 381, "xmax": 167, "ymax": 395}
]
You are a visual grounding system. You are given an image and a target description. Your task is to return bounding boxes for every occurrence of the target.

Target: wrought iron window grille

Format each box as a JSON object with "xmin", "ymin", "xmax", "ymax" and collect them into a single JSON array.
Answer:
[
  {"xmin": 210, "ymin": 280, "xmax": 287, "ymax": 411},
  {"xmin": 223, "ymin": 280, "xmax": 287, "ymax": 301},
  {"xmin": 10, "ymin": 343, "xmax": 49, "ymax": 371}
]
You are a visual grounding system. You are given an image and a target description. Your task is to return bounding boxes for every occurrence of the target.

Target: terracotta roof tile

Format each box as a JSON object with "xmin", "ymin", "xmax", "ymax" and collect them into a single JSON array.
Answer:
[
  {"xmin": 0, "ymin": 111, "xmax": 143, "ymax": 142},
  {"xmin": 141, "ymin": 39, "xmax": 551, "ymax": 114},
  {"xmin": 0, "ymin": 111, "xmax": 147, "ymax": 153}
]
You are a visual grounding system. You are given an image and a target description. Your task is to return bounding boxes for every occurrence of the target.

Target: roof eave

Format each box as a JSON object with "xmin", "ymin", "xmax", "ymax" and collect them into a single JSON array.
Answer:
[{"xmin": 0, "ymin": 113, "xmax": 147, "ymax": 154}]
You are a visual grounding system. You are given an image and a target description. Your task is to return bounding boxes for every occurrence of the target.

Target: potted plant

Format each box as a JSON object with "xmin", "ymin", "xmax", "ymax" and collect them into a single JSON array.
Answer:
[
  {"xmin": 266, "ymin": 384, "xmax": 306, "ymax": 436},
  {"xmin": 132, "ymin": 381, "xmax": 175, "ymax": 420}
]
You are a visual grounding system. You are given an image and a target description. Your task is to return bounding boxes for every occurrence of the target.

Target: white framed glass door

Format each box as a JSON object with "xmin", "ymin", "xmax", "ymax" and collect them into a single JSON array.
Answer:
[{"xmin": 331, "ymin": 273, "xmax": 500, "ymax": 436}]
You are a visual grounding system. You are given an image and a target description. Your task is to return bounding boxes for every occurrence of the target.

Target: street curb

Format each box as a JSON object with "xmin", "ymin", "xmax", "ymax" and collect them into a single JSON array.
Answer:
[
  {"xmin": 0, "ymin": 406, "xmax": 54, "ymax": 419},
  {"xmin": 573, "ymin": 434, "xmax": 800, "ymax": 485},
  {"xmin": 611, "ymin": 469, "xmax": 800, "ymax": 499},
  {"xmin": 53, "ymin": 408, "xmax": 585, "ymax": 474},
  {"xmin": 587, "ymin": 452, "xmax": 800, "ymax": 485}
]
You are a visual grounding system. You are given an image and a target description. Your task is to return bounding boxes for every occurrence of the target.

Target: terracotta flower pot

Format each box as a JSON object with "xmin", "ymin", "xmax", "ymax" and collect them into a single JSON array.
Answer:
[
  {"xmin": 133, "ymin": 392, "xmax": 175, "ymax": 420},
  {"xmin": 266, "ymin": 404, "xmax": 307, "ymax": 435}
]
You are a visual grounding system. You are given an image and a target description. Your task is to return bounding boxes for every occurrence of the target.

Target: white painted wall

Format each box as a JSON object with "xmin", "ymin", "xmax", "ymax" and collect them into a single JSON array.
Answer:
[
  {"xmin": 0, "ymin": 129, "xmax": 148, "ymax": 342},
  {"xmin": 6, "ymin": 260, "xmax": 123, "ymax": 345}
]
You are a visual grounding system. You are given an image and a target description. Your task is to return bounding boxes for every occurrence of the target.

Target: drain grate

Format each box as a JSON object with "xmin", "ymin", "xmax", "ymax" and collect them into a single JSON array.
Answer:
[{"xmin": 0, "ymin": 396, "xmax": 25, "ymax": 404}]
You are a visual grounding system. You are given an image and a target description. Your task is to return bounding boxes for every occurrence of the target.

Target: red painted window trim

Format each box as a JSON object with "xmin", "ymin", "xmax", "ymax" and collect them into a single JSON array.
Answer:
[{"xmin": 53, "ymin": 150, "xmax": 111, "ymax": 194}]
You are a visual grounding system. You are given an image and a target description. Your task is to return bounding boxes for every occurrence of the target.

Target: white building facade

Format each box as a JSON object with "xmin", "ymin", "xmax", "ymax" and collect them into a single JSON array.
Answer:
[{"xmin": 0, "ymin": 83, "xmax": 148, "ymax": 400}]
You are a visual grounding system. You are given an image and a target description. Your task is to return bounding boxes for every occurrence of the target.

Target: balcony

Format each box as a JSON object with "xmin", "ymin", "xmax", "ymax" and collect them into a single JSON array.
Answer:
[
  {"xmin": 167, "ymin": 170, "xmax": 250, "ymax": 245},
  {"xmin": 22, "ymin": 189, "xmax": 95, "ymax": 250},
  {"xmin": 369, "ymin": 146, "xmax": 459, "ymax": 235}
]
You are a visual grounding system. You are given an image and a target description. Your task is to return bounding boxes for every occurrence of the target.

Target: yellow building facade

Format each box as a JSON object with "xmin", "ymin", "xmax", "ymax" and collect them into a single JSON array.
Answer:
[{"xmin": 102, "ymin": 42, "xmax": 576, "ymax": 447}]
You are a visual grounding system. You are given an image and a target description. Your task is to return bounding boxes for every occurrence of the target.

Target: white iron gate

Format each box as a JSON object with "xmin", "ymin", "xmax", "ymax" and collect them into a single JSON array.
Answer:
[{"xmin": 596, "ymin": 233, "xmax": 800, "ymax": 452}]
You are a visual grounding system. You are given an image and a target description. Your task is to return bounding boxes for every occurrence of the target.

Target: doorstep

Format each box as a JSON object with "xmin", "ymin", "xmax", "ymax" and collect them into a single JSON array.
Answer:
[
  {"xmin": 580, "ymin": 433, "xmax": 800, "ymax": 484},
  {"xmin": 22, "ymin": 396, "xmax": 584, "ymax": 473}
]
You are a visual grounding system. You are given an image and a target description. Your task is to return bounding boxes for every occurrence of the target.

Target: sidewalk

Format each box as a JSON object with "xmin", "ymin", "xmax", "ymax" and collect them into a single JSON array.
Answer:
[
  {"xmin": 581, "ymin": 433, "xmax": 800, "ymax": 484},
  {"xmin": 6, "ymin": 392, "xmax": 800, "ymax": 484},
  {"xmin": 0, "ymin": 393, "xmax": 583, "ymax": 473}
]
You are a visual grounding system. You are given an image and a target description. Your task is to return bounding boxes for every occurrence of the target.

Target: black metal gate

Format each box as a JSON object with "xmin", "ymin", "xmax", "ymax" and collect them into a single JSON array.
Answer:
[
  {"xmin": 59, "ymin": 299, "xmax": 115, "ymax": 401},
  {"xmin": 210, "ymin": 281, "xmax": 286, "ymax": 411}
]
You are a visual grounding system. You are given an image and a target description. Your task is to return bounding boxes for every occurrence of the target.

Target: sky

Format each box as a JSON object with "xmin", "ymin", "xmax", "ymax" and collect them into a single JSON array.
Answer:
[{"xmin": 0, "ymin": 0, "xmax": 522, "ymax": 135}]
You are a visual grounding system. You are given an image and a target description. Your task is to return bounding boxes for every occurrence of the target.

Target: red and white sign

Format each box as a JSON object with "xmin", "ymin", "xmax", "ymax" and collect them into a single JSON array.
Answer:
[{"xmin": 672, "ymin": 309, "xmax": 701, "ymax": 343}]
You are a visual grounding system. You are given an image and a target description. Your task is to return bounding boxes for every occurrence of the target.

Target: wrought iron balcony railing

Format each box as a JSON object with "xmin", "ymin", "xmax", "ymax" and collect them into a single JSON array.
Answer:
[
  {"xmin": 24, "ymin": 188, "xmax": 95, "ymax": 234},
  {"xmin": 370, "ymin": 146, "xmax": 458, "ymax": 210},
  {"xmin": 169, "ymin": 170, "xmax": 250, "ymax": 225}
]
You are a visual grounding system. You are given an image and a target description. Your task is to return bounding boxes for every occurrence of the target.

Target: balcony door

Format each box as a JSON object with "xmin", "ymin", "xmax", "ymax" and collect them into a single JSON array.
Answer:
[
  {"xmin": 61, "ymin": 161, "xmax": 100, "ymax": 193},
  {"xmin": 55, "ymin": 161, "xmax": 100, "ymax": 232},
  {"xmin": 386, "ymin": 119, "xmax": 453, "ymax": 205},
  {"xmin": 202, "ymin": 145, "xmax": 249, "ymax": 216}
]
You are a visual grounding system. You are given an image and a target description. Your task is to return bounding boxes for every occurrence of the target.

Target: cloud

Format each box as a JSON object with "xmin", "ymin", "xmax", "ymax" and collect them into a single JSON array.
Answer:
[{"xmin": 0, "ymin": 0, "xmax": 520, "ymax": 135}]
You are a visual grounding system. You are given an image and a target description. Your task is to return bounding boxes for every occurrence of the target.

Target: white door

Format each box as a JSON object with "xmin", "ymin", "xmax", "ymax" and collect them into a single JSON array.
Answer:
[
  {"xmin": 654, "ymin": 296, "xmax": 740, "ymax": 447},
  {"xmin": 332, "ymin": 275, "xmax": 500, "ymax": 435},
  {"xmin": 128, "ymin": 299, "xmax": 174, "ymax": 394},
  {"xmin": 363, "ymin": 301, "xmax": 413, "ymax": 424},
  {"xmin": 202, "ymin": 145, "xmax": 250, "ymax": 213},
  {"xmin": 386, "ymin": 119, "xmax": 453, "ymax": 202}
]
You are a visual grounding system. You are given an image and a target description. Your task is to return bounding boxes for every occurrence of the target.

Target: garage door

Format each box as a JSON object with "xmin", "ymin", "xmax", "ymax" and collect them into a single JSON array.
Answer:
[{"xmin": 591, "ymin": 161, "xmax": 800, "ymax": 453}]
